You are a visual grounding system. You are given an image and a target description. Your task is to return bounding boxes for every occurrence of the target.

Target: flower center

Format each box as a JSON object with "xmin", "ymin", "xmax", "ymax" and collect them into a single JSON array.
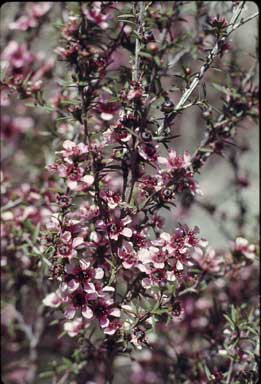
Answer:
[{"xmin": 72, "ymin": 292, "xmax": 86, "ymax": 307}]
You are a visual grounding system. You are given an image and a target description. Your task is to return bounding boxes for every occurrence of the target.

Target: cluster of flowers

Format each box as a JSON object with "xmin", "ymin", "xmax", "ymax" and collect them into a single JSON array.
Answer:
[
  {"xmin": 43, "ymin": 136, "xmax": 203, "ymax": 339},
  {"xmin": 0, "ymin": 172, "xmax": 55, "ymax": 273},
  {"xmin": 1, "ymin": 13, "xmax": 54, "ymax": 99},
  {"xmin": 40, "ymin": 1, "xmax": 242, "ymax": 347}
]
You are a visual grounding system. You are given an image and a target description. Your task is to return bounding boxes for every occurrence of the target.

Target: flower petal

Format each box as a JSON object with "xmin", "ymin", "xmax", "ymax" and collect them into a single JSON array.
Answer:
[
  {"xmin": 100, "ymin": 316, "xmax": 109, "ymax": 328},
  {"xmin": 72, "ymin": 237, "xmax": 84, "ymax": 248},
  {"xmin": 82, "ymin": 306, "xmax": 93, "ymax": 319},
  {"xmin": 81, "ymin": 174, "xmax": 94, "ymax": 186},
  {"xmin": 42, "ymin": 292, "xmax": 62, "ymax": 307},
  {"xmin": 64, "ymin": 305, "xmax": 76, "ymax": 319},
  {"xmin": 95, "ymin": 267, "xmax": 104, "ymax": 279},
  {"xmin": 121, "ymin": 227, "xmax": 132, "ymax": 238},
  {"xmin": 109, "ymin": 308, "xmax": 121, "ymax": 317}
]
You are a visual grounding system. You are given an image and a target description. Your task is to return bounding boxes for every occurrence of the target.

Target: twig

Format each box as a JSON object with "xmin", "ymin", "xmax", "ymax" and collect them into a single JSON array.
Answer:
[
  {"xmin": 175, "ymin": 1, "xmax": 245, "ymax": 110},
  {"xmin": 229, "ymin": 11, "xmax": 259, "ymax": 35},
  {"xmin": 158, "ymin": 1, "xmax": 248, "ymax": 134},
  {"xmin": 132, "ymin": 2, "xmax": 145, "ymax": 82}
]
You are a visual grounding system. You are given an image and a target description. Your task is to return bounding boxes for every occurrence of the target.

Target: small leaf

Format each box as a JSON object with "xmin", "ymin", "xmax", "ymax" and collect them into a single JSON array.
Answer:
[
  {"xmin": 117, "ymin": 14, "xmax": 135, "ymax": 18},
  {"xmin": 33, "ymin": 223, "xmax": 41, "ymax": 244},
  {"xmin": 39, "ymin": 371, "xmax": 53, "ymax": 379}
]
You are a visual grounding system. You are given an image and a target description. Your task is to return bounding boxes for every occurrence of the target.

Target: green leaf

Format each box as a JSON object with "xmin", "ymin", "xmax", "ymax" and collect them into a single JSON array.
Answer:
[
  {"xmin": 154, "ymin": 56, "xmax": 161, "ymax": 67},
  {"xmin": 139, "ymin": 51, "xmax": 153, "ymax": 59},
  {"xmin": 231, "ymin": 305, "xmax": 237, "ymax": 323},
  {"xmin": 33, "ymin": 223, "xmax": 41, "ymax": 244},
  {"xmin": 39, "ymin": 371, "xmax": 53, "ymax": 379},
  {"xmin": 118, "ymin": 19, "xmax": 137, "ymax": 26},
  {"xmin": 224, "ymin": 314, "xmax": 235, "ymax": 330},
  {"xmin": 117, "ymin": 14, "xmax": 135, "ymax": 18},
  {"xmin": 212, "ymin": 83, "xmax": 228, "ymax": 94},
  {"xmin": 204, "ymin": 364, "xmax": 212, "ymax": 380}
]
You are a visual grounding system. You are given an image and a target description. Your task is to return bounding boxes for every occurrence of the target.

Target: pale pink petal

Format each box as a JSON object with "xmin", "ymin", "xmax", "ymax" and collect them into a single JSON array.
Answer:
[
  {"xmin": 104, "ymin": 327, "xmax": 117, "ymax": 335},
  {"xmin": 67, "ymin": 180, "xmax": 78, "ymax": 190},
  {"xmin": 100, "ymin": 21, "xmax": 109, "ymax": 30},
  {"xmin": 63, "ymin": 140, "xmax": 75, "ymax": 150},
  {"xmin": 64, "ymin": 262, "xmax": 77, "ymax": 274},
  {"xmin": 64, "ymin": 317, "xmax": 83, "ymax": 337},
  {"xmin": 81, "ymin": 174, "xmax": 94, "ymax": 186},
  {"xmin": 235, "ymin": 237, "xmax": 248, "ymax": 247},
  {"xmin": 167, "ymin": 271, "xmax": 176, "ymax": 281},
  {"xmin": 122, "ymin": 216, "xmax": 131, "ymax": 225},
  {"xmin": 154, "ymin": 262, "xmax": 165, "ymax": 269},
  {"xmin": 157, "ymin": 157, "xmax": 168, "ymax": 165},
  {"xmin": 109, "ymin": 308, "xmax": 121, "ymax": 317},
  {"xmin": 137, "ymin": 263, "xmax": 149, "ymax": 273},
  {"xmin": 102, "ymin": 286, "xmax": 115, "ymax": 293},
  {"xmin": 81, "ymin": 306, "xmax": 93, "ymax": 319},
  {"xmin": 101, "ymin": 112, "xmax": 113, "ymax": 121},
  {"xmin": 72, "ymin": 237, "xmax": 84, "ymax": 248},
  {"xmin": 42, "ymin": 292, "xmax": 62, "ymax": 307},
  {"xmin": 121, "ymin": 227, "xmax": 132, "ymax": 238},
  {"xmin": 169, "ymin": 149, "xmax": 177, "ymax": 160},
  {"xmin": 122, "ymin": 261, "xmax": 133, "ymax": 269},
  {"xmin": 137, "ymin": 248, "xmax": 151, "ymax": 263},
  {"xmin": 176, "ymin": 260, "xmax": 183, "ymax": 271},
  {"xmin": 110, "ymin": 233, "xmax": 119, "ymax": 240},
  {"xmin": 160, "ymin": 232, "xmax": 171, "ymax": 242},
  {"xmin": 141, "ymin": 278, "xmax": 151, "ymax": 288},
  {"xmin": 95, "ymin": 267, "xmax": 104, "ymax": 279},
  {"xmin": 61, "ymin": 231, "xmax": 72, "ymax": 243},
  {"xmin": 183, "ymin": 151, "xmax": 191, "ymax": 167},
  {"xmin": 67, "ymin": 279, "xmax": 80, "ymax": 292},
  {"xmin": 79, "ymin": 259, "xmax": 91, "ymax": 270},
  {"xmin": 100, "ymin": 316, "xmax": 109, "ymax": 328},
  {"xmin": 64, "ymin": 305, "xmax": 76, "ymax": 319}
]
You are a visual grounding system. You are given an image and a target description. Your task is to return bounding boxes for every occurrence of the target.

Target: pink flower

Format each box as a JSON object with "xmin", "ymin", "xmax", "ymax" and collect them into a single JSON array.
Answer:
[
  {"xmin": 78, "ymin": 203, "xmax": 100, "ymax": 220},
  {"xmin": 192, "ymin": 245, "xmax": 223, "ymax": 273},
  {"xmin": 137, "ymin": 246, "xmax": 167, "ymax": 269},
  {"xmin": 231, "ymin": 237, "xmax": 256, "ymax": 260},
  {"xmin": 138, "ymin": 175, "xmax": 162, "ymax": 196},
  {"xmin": 56, "ymin": 194, "xmax": 72, "ymax": 209},
  {"xmin": 138, "ymin": 265, "xmax": 176, "ymax": 288},
  {"xmin": 92, "ymin": 298, "xmax": 121, "ymax": 328},
  {"xmin": 104, "ymin": 319, "xmax": 122, "ymax": 335},
  {"xmin": 9, "ymin": 3, "xmax": 51, "ymax": 31},
  {"xmin": 59, "ymin": 140, "xmax": 89, "ymax": 164},
  {"xmin": 118, "ymin": 241, "xmax": 137, "ymax": 269},
  {"xmin": 138, "ymin": 143, "xmax": 158, "ymax": 161},
  {"xmin": 0, "ymin": 115, "xmax": 33, "ymax": 138},
  {"xmin": 56, "ymin": 231, "xmax": 84, "ymax": 259},
  {"xmin": 62, "ymin": 17, "xmax": 80, "ymax": 39},
  {"xmin": 95, "ymin": 100, "xmax": 120, "ymax": 121},
  {"xmin": 64, "ymin": 317, "xmax": 90, "ymax": 337},
  {"xmin": 1, "ymin": 41, "xmax": 34, "ymax": 73},
  {"xmin": 158, "ymin": 149, "xmax": 191, "ymax": 170},
  {"xmin": 63, "ymin": 259, "xmax": 104, "ymax": 292},
  {"xmin": 84, "ymin": 2, "xmax": 110, "ymax": 30},
  {"xmin": 42, "ymin": 290, "xmax": 63, "ymax": 308},
  {"xmin": 111, "ymin": 125, "xmax": 132, "ymax": 143},
  {"xmin": 56, "ymin": 163, "xmax": 94, "ymax": 191},
  {"xmin": 100, "ymin": 190, "xmax": 122, "ymax": 209},
  {"xmin": 63, "ymin": 289, "xmax": 95, "ymax": 320},
  {"xmin": 106, "ymin": 216, "xmax": 132, "ymax": 241}
]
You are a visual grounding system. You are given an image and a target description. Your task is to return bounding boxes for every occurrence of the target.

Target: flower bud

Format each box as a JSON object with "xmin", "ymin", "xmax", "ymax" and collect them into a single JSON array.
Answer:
[{"xmin": 160, "ymin": 97, "xmax": 174, "ymax": 113}]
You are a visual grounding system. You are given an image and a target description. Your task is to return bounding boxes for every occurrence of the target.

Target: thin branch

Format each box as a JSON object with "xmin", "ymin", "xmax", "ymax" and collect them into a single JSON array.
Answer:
[
  {"xmin": 132, "ymin": 2, "xmax": 145, "ymax": 82},
  {"xmin": 229, "ymin": 11, "xmax": 259, "ymax": 35},
  {"xmin": 175, "ymin": 1, "xmax": 246, "ymax": 110}
]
